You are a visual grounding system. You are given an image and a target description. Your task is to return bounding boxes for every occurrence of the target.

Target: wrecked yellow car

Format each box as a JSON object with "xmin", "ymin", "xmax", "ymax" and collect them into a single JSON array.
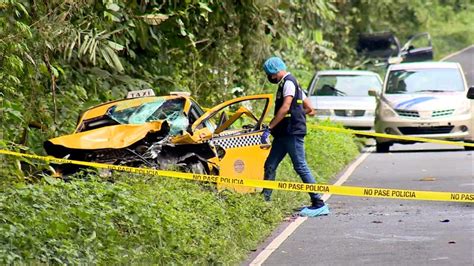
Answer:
[{"xmin": 44, "ymin": 89, "xmax": 272, "ymax": 192}]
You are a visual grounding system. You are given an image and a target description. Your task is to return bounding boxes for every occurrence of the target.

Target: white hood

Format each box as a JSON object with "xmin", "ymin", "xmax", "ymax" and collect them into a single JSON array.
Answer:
[
  {"xmin": 309, "ymin": 96, "xmax": 376, "ymax": 110},
  {"xmin": 383, "ymin": 92, "xmax": 467, "ymax": 111}
]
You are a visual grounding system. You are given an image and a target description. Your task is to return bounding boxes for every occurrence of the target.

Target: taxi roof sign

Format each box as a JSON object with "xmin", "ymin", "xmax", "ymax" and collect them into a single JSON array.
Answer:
[{"xmin": 126, "ymin": 89, "xmax": 155, "ymax": 99}]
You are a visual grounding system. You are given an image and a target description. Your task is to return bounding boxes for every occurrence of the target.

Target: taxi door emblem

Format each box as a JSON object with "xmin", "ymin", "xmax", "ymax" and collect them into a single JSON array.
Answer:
[{"xmin": 234, "ymin": 160, "xmax": 245, "ymax": 173}]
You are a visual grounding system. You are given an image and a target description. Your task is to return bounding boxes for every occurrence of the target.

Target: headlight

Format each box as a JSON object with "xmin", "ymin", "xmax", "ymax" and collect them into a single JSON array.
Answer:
[
  {"xmin": 365, "ymin": 110, "xmax": 375, "ymax": 116},
  {"xmin": 382, "ymin": 109, "xmax": 397, "ymax": 117},
  {"xmin": 454, "ymin": 102, "xmax": 472, "ymax": 115},
  {"xmin": 378, "ymin": 101, "xmax": 397, "ymax": 117},
  {"xmin": 316, "ymin": 109, "xmax": 332, "ymax": 116}
]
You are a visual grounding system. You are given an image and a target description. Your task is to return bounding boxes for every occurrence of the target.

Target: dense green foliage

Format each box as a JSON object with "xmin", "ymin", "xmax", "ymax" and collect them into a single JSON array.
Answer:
[
  {"xmin": 0, "ymin": 124, "xmax": 358, "ymax": 264},
  {"xmin": 0, "ymin": 0, "xmax": 472, "ymax": 264},
  {"xmin": 425, "ymin": 3, "xmax": 474, "ymax": 59},
  {"xmin": 2, "ymin": 0, "xmax": 473, "ymax": 156}
]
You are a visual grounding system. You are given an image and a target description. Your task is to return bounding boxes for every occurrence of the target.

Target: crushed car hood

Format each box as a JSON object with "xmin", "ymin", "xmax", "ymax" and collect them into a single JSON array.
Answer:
[
  {"xmin": 383, "ymin": 92, "xmax": 466, "ymax": 110},
  {"xmin": 45, "ymin": 121, "xmax": 165, "ymax": 150}
]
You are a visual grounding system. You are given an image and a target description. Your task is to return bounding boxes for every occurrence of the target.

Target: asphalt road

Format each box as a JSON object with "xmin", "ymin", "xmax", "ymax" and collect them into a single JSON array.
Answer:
[
  {"xmin": 254, "ymin": 48, "xmax": 474, "ymax": 265},
  {"xmin": 261, "ymin": 144, "xmax": 473, "ymax": 265}
]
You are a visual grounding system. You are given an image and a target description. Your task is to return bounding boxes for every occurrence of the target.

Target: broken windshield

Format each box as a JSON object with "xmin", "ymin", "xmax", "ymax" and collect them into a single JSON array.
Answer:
[{"xmin": 108, "ymin": 98, "xmax": 188, "ymax": 135}]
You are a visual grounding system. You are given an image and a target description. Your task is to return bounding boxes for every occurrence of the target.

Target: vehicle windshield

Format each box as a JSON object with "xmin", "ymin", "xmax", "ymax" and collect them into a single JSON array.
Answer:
[
  {"xmin": 312, "ymin": 75, "xmax": 382, "ymax": 96},
  {"xmin": 385, "ymin": 68, "xmax": 464, "ymax": 94},
  {"xmin": 108, "ymin": 98, "xmax": 188, "ymax": 135}
]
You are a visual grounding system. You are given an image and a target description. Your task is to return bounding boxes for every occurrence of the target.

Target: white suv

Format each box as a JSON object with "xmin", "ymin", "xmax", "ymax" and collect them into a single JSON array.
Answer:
[{"xmin": 370, "ymin": 62, "xmax": 474, "ymax": 152}]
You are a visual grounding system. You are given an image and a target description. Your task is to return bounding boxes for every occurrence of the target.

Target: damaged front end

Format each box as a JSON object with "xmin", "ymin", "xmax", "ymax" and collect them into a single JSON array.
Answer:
[
  {"xmin": 44, "ymin": 95, "xmax": 218, "ymax": 176},
  {"xmin": 44, "ymin": 121, "xmax": 218, "ymax": 176}
]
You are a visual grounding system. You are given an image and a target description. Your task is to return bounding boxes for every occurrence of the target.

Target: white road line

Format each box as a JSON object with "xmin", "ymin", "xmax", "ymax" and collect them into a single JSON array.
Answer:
[
  {"xmin": 248, "ymin": 216, "xmax": 308, "ymax": 266},
  {"xmin": 248, "ymin": 147, "xmax": 375, "ymax": 266},
  {"xmin": 441, "ymin": 44, "xmax": 474, "ymax": 61}
]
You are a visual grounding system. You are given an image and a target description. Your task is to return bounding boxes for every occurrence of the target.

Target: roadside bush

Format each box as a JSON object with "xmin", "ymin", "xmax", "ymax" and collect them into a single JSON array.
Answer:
[{"xmin": 427, "ymin": 3, "xmax": 474, "ymax": 59}]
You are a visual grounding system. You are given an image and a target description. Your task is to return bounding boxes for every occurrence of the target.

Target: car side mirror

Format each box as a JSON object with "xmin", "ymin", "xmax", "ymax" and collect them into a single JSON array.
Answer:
[
  {"xmin": 388, "ymin": 56, "xmax": 403, "ymax": 65},
  {"xmin": 467, "ymin": 87, "xmax": 474, "ymax": 99},
  {"xmin": 368, "ymin": 88, "xmax": 379, "ymax": 97}
]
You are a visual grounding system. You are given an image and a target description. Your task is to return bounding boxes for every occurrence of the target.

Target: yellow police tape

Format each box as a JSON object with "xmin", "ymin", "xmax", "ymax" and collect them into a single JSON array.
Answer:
[
  {"xmin": 261, "ymin": 117, "xmax": 474, "ymax": 147},
  {"xmin": 1, "ymin": 149, "xmax": 472, "ymax": 203},
  {"xmin": 308, "ymin": 124, "xmax": 474, "ymax": 148}
]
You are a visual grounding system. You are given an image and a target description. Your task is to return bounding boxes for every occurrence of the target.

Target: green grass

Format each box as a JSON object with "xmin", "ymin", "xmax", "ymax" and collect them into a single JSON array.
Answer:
[
  {"xmin": 0, "ymin": 175, "xmax": 281, "ymax": 264},
  {"xmin": 0, "ymin": 120, "xmax": 360, "ymax": 264}
]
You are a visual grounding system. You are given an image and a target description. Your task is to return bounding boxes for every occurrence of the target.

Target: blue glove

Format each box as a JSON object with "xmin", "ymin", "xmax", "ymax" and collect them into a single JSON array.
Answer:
[{"xmin": 261, "ymin": 128, "xmax": 271, "ymax": 144}]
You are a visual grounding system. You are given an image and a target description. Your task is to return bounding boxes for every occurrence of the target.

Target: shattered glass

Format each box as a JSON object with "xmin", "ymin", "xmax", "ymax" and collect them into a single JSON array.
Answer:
[
  {"xmin": 169, "ymin": 114, "xmax": 189, "ymax": 135},
  {"xmin": 108, "ymin": 98, "xmax": 189, "ymax": 135}
]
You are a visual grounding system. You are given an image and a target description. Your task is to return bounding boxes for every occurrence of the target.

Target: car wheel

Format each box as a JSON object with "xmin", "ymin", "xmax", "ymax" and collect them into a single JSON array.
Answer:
[
  {"xmin": 186, "ymin": 161, "xmax": 208, "ymax": 175},
  {"xmin": 464, "ymin": 145, "xmax": 474, "ymax": 151},
  {"xmin": 376, "ymin": 142, "xmax": 390, "ymax": 153}
]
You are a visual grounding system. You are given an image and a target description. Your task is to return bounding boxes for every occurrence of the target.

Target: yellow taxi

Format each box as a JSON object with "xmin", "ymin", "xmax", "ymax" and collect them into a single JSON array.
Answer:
[{"xmin": 44, "ymin": 89, "xmax": 273, "ymax": 192}]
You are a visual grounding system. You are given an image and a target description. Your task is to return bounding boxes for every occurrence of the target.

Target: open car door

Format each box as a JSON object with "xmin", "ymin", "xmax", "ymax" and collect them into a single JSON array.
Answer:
[
  {"xmin": 191, "ymin": 94, "xmax": 273, "ymax": 193},
  {"xmin": 400, "ymin": 32, "xmax": 433, "ymax": 62}
]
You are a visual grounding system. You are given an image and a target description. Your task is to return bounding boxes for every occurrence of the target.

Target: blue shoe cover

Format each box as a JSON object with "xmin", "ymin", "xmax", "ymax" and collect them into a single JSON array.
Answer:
[{"xmin": 299, "ymin": 205, "xmax": 330, "ymax": 217}]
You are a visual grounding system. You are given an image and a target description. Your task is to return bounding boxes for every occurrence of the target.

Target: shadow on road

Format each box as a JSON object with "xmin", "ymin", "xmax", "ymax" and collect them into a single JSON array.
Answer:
[{"xmin": 381, "ymin": 148, "xmax": 467, "ymax": 154}]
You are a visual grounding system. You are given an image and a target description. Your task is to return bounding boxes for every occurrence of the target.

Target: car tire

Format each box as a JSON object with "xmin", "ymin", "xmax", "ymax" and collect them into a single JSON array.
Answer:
[
  {"xmin": 186, "ymin": 161, "xmax": 208, "ymax": 175},
  {"xmin": 376, "ymin": 142, "xmax": 390, "ymax": 153},
  {"xmin": 464, "ymin": 145, "xmax": 474, "ymax": 151}
]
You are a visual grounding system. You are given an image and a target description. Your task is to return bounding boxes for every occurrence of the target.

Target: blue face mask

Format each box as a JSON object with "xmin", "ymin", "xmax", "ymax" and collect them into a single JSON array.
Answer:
[{"xmin": 267, "ymin": 75, "xmax": 279, "ymax": 84}]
